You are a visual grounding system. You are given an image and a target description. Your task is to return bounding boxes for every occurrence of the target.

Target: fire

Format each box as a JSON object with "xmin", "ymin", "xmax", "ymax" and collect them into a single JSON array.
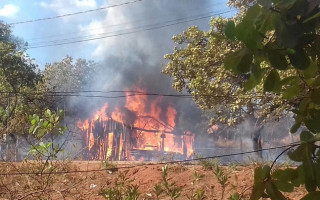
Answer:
[
  {"xmin": 166, "ymin": 105, "xmax": 176, "ymax": 128},
  {"xmin": 77, "ymin": 86, "xmax": 194, "ymax": 161}
]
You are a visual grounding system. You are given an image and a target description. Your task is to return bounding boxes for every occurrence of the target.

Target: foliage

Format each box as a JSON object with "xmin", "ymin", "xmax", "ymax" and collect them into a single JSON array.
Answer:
[
  {"xmin": 160, "ymin": 165, "xmax": 182, "ymax": 200},
  {"xmin": 163, "ymin": 13, "xmax": 291, "ymax": 127},
  {"xmin": 198, "ymin": 157, "xmax": 220, "ymax": 171},
  {"xmin": 153, "ymin": 183, "xmax": 164, "ymax": 200},
  {"xmin": 101, "ymin": 160, "xmax": 118, "ymax": 173},
  {"xmin": 220, "ymin": 0, "xmax": 320, "ymax": 199},
  {"xmin": 43, "ymin": 56, "xmax": 96, "ymax": 113},
  {"xmin": 165, "ymin": 0, "xmax": 320, "ymax": 198},
  {"xmin": 43, "ymin": 56, "xmax": 95, "ymax": 92},
  {"xmin": 187, "ymin": 171, "xmax": 206, "ymax": 200},
  {"xmin": 208, "ymin": 159, "xmax": 229, "ymax": 200},
  {"xmin": 0, "ymin": 109, "xmax": 77, "ymax": 199},
  {"xmin": 0, "ymin": 21, "xmax": 46, "ymax": 144},
  {"xmin": 99, "ymin": 170, "xmax": 140, "ymax": 200},
  {"xmin": 28, "ymin": 109, "xmax": 66, "ymax": 162}
]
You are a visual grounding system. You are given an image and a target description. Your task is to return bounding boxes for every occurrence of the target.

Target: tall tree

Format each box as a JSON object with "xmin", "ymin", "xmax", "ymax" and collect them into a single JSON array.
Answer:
[
  {"xmin": 165, "ymin": 0, "xmax": 320, "ymax": 198},
  {"xmin": 43, "ymin": 56, "xmax": 96, "ymax": 115},
  {"xmin": 0, "ymin": 21, "xmax": 48, "ymax": 160},
  {"xmin": 163, "ymin": 16, "xmax": 293, "ymax": 130}
]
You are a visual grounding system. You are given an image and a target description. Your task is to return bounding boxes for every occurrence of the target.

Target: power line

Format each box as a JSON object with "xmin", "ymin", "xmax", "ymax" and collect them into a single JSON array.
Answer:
[
  {"xmin": 25, "ymin": 2, "xmax": 228, "ymax": 42},
  {"xmin": 0, "ymin": 143, "xmax": 300, "ymax": 176},
  {"xmin": 27, "ymin": 9, "xmax": 234, "ymax": 45},
  {"xmin": 9, "ymin": 0, "xmax": 144, "ymax": 25},
  {"xmin": 0, "ymin": 9, "xmax": 237, "ymax": 52},
  {"xmin": 0, "ymin": 90, "xmax": 279, "ymax": 100},
  {"xmin": 26, "ymin": 10, "xmax": 236, "ymax": 49}
]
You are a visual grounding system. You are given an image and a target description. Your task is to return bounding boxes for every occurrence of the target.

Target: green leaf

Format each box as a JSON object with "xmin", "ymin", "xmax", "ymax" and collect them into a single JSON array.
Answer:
[
  {"xmin": 36, "ymin": 129, "xmax": 46, "ymax": 138},
  {"xmin": 301, "ymin": 192, "xmax": 320, "ymax": 200},
  {"xmin": 299, "ymin": 98, "xmax": 310, "ymax": 114},
  {"xmin": 58, "ymin": 109, "xmax": 64, "ymax": 117},
  {"xmin": 305, "ymin": 109, "xmax": 320, "ymax": 133},
  {"xmin": 300, "ymin": 131, "xmax": 314, "ymax": 142},
  {"xmin": 267, "ymin": 49, "xmax": 289, "ymax": 70},
  {"xmin": 264, "ymin": 69, "xmax": 281, "ymax": 92},
  {"xmin": 291, "ymin": 165, "xmax": 305, "ymax": 187},
  {"xmin": 235, "ymin": 4, "xmax": 264, "ymax": 50},
  {"xmin": 257, "ymin": 8, "xmax": 279, "ymax": 34},
  {"xmin": 43, "ymin": 121, "xmax": 49, "ymax": 128},
  {"xmin": 303, "ymin": 143, "xmax": 317, "ymax": 192},
  {"xmin": 28, "ymin": 148, "xmax": 38, "ymax": 155},
  {"xmin": 244, "ymin": 63, "xmax": 266, "ymax": 91},
  {"xmin": 265, "ymin": 180, "xmax": 286, "ymax": 200},
  {"xmin": 250, "ymin": 165, "xmax": 270, "ymax": 200},
  {"xmin": 303, "ymin": 59, "xmax": 318, "ymax": 79},
  {"xmin": 224, "ymin": 48, "xmax": 253, "ymax": 74},
  {"xmin": 310, "ymin": 90, "xmax": 320, "ymax": 105},
  {"xmin": 44, "ymin": 109, "xmax": 52, "ymax": 118},
  {"xmin": 55, "ymin": 116, "xmax": 60, "ymax": 123},
  {"xmin": 280, "ymin": 76, "xmax": 299, "ymax": 85},
  {"xmin": 283, "ymin": 84, "xmax": 300, "ymax": 99},
  {"xmin": 288, "ymin": 48, "xmax": 310, "ymax": 70},
  {"xmin": 224, "ymin": 21, "xmax": 236, "ymax": 40},
  {"xmin": 31, "ymin": 119, "xmax": 37, "ymax": 125},
  {"xmin": 250, "ymin": 179, "xmax": 265, "ymax": 200},
  {"xmin": 290, "ymin": 121, "xmax": 301, "ymax": 133},
  {"xmin": 289, "ymin": 143, "xmax": 317, "ymax": 192},
  {"xmin": 288, "ymin": 145, "xmax": 304, "ymax": 162},
  {"xmin": 46, "ymin": 142, "xmax": 52, "ymax": 149},
  {"xmin": 39, "ymin": 142, "xmax": 45, "ymax": 148},
  {"xmin": 244, "ymin": 75, "xmax": 257, "ymax": 91},
  {"xmin": 29, "ymin": 125, "xmax": 35, "ymax": 134},
  {"xmin": 272, "ymin": 168, "xmax": 297, "ymax": 192},
  {"xmin": 272, "ymin": 179, "xmax": 294, "ymax": 193}
]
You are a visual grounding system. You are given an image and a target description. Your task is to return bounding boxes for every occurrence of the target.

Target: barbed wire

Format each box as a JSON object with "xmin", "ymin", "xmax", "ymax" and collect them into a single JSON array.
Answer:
[{"xmin": 0, "ymin": 142, "xmax": 300, "ymax": 176}]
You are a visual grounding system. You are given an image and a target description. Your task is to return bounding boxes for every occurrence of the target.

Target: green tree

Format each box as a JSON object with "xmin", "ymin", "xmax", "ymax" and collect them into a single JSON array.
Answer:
[
  {"xmin": 163, "ymin": 15, "xmax": 292, "ymax": 135},
  {"xmin": 223, "ymin": 0, "xmax": 320, "ymax": 199},
  {"xmin": 165, "ymin": 0, "xmax": 320, "ymax": 198},
  {"xmin": 0, "ymin": 21, "xmax": 48, "ymax": 160},
  {"xmin": 43, "ymin": 56, "xmax": 96, "ymax": 114}
]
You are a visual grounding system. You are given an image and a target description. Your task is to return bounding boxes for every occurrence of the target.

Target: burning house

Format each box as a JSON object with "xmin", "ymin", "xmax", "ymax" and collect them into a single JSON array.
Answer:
[{"xmin": 77, "ymin": 87, "xmax": 194, "ymax": 161}]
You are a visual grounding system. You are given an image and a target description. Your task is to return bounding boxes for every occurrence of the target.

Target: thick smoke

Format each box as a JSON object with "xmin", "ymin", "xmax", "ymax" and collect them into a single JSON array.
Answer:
[
  {"xmin": 60, "ymin": 1, "xmax": 296, "ymax": 161},
  {"xmin": 70, "ymin": 0, "xmax": 227, "ymax": 124}
]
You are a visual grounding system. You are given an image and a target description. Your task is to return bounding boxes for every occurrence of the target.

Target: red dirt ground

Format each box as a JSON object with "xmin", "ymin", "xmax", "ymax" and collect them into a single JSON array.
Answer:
[{"xmin": 0, "ymin": 161, "xmax": 307, "ymax": 199}]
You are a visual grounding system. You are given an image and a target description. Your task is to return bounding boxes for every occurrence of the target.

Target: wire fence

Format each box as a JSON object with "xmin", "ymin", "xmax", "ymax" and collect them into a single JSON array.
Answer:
[{"xmin": 0, "ymin": 142, "xmax": 300, "ymax": 176}]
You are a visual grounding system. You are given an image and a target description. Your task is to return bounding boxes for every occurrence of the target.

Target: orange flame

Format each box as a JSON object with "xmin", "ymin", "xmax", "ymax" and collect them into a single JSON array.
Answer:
[{"xmin": 77, "ymin": 85, "xmax": 194, "ymax": 160}]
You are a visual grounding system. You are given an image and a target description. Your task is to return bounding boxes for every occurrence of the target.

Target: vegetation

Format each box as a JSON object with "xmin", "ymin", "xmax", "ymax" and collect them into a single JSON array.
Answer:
[
  {"xmin": 99, "ymin": 170, "xmax": 140, "ymax": 200},
  {"xmin": 0, "ymin": 21, "xmax": 52, "ymax": 160},
  {"xmin": 164, "ymin": 0, "xmax": 320, "ymax": 199},
  {"xmin": 43, "ymin": 56, "xmax": 96, "ymax": 113},
  {"xmin": 1, "ymin": 0, "xmax": 320, "ymax": 199},
  {"xmin": 0, "ymin": 21, "xmax": 96, "ymax": 160}
]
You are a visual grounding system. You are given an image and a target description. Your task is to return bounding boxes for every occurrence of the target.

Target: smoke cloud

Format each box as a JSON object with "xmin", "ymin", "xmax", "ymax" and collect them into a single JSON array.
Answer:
[{"xmin": 70, "ymin": 0, "xmax": 229, "ymax": 124}]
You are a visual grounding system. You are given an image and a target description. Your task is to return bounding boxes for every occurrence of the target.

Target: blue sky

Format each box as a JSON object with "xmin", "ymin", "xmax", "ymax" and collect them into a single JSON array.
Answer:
[{"xmin": 0, "ymin": 0, "xmax": 234, "ymax": 68}]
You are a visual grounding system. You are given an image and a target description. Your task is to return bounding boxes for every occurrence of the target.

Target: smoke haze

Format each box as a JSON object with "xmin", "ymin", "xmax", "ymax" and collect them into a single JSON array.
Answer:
[{"xmin": 70, "ymin": 0, "xmax": 230, "ymax": 124}]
